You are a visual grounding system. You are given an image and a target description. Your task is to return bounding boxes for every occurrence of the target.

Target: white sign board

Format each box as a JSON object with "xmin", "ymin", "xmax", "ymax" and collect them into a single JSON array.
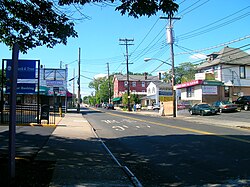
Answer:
[{"xmin": 202, "ymin": 86, "xmax": 217, "ymax": 95}]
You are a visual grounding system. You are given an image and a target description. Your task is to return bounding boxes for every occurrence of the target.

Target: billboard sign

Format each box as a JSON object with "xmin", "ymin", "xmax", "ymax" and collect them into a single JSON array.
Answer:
[
  {"xmin": 6, "ymin": 60, "xmax": 36, "ymax": 79},
  {"xmin": 6, "ymin": 83, "xmax": 36, "ymax": 94},
  {"xmin": 5, "ymin": 60, "xmax": 36, "ymax": 94}
]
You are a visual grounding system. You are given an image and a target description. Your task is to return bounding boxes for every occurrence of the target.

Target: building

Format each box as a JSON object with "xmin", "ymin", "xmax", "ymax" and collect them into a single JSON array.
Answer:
[
  {"xmin": 112, "ymin": 74, "xmax": 160, "ymax": 102},
  {"xmin": 176, "ymin": 46, "xmax": 250, "ymax": 104},
  {"xmin": 144, "ymin": 81, "xmax": 172, "ymax": 106}
]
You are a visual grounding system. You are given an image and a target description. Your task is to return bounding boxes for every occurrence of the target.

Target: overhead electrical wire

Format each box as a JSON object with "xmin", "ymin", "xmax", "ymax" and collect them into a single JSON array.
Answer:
[
  {"xmin": 177, "ymin": 6, "xmax": 250, "ymax": 41},
  {"xmin": 175, "ymin": 35, "xmax": 250, "ymax": 56}
]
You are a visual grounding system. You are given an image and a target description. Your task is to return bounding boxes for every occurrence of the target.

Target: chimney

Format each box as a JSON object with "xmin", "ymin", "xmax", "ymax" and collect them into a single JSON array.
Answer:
[
  {"xmin": 158, "ymin": 72, "xmax": 161, "ymax": 80},
  {"xmin": 144, "ymin": 72, "xmax": 148, "ymax": 80}
]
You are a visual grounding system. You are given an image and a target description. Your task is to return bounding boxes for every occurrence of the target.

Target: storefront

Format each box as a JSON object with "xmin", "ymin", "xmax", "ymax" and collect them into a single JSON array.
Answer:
[{"xmin": 176, "ymin": 80, "xmax": 223, "ymax": 105}]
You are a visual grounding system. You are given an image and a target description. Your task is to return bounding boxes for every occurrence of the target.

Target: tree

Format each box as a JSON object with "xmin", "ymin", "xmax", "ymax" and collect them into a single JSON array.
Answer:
[
  {"xmin": 163, "ymin": 62, "xmax": 197, "ymax": 84},
  {"xmin": 58, "ymin": 0, "xmax": 179, "ymax": 18},
  {"xmin": 0, "ymin": 1, "xmax": 77, "ymax": 53},
  {"xmin": 88, "ymin": 75, "xmax": 114, "ymax": 103},
  {"xmin": 0, "ymin": 0, "xmax": 178, "ymax": 52}
]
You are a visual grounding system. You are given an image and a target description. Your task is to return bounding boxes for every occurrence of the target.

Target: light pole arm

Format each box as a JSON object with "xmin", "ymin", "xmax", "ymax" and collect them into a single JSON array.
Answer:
[{"xmin": 144, "ymin": 58, "xmax": 172, "ymax": 67}]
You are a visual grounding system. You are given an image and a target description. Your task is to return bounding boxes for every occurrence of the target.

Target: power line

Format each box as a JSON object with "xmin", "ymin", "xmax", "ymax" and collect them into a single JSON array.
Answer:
[
  {"xmin": 175, "ymin": 35, "xmax": 250, "ymax": 56},
  {"xmin": 177, "ymin": 7, "xmax": 250, "ymax": 41}
]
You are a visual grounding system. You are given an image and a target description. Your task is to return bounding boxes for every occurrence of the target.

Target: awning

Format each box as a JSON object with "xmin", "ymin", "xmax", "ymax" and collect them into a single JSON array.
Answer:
[{"xmin": 112, "ymin": 97, "xmax": 122, "ymax": 102}]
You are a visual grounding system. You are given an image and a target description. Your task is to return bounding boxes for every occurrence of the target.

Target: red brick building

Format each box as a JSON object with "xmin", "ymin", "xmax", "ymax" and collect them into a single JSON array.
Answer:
[{"xmin": 113, "ymin": 74, "xmax": 160, "ymax": 99}]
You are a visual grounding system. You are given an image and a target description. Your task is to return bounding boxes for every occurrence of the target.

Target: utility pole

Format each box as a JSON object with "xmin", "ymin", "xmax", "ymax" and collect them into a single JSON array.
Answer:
[
  {"xmin": 107, "ymin": 63, "xmax": 111, "ymax": 104},
  {"xmin": 77, "ymin": 48, "xmax": 81, "ymax": 113},
  {"xmin": 161, "ymin": 15, "xmax": 180, "ymax": 117},
  {"xmin": 119, "ymin": 38, "xmax": 134, "ymax": 111},
  {"xmin": 73, "ymin": 69, "xmax": 75, "ymax": 107},
  {"xmin": 65, "ymin": 64, "xmax": 68, "ymax": 112}
]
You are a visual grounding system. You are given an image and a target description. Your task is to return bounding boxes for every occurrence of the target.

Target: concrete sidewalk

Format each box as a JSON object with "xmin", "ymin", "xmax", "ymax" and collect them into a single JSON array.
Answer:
[{"xmin": 36, "ymin": 113, "xmax": 132, "ymax": 187}]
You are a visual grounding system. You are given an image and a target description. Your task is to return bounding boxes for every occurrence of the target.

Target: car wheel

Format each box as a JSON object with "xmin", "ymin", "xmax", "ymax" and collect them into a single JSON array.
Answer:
[
  {"xmin": 244, "ymin": 105, "xmax": 249, "ymax": 111},
  {"xmin": 200, "ymin": 110, "xmax": 205, "ymax": 116},
  {"xmin": 219, "ymin": 108, "xmax": 223, "ymax": 113}
]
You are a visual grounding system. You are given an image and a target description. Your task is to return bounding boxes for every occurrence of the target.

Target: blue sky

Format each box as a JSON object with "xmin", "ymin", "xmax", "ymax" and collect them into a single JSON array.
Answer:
[{"xmin": 0, "ymin": 0, "xmax": 249, "ymax": 96}]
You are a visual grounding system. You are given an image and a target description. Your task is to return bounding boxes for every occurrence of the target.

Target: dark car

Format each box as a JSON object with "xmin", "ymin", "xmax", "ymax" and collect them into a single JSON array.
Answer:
[
  {"xmin": 212, "ymin": 100, "xmax": 238, "ymax": 113},
  {"xmin": 189, "ymin": 103, "xmax": 217, "ymax": 116},
  {"xmin": 106, "ymin": 103, "xmax": 114, "ymax": 110},
  {"xmin": 233, "ymin": 96, "xmax": 250, "ymax": 111}
]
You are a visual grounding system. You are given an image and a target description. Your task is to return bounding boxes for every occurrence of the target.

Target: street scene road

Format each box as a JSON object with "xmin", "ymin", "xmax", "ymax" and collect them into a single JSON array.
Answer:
[{"xmin": 84, "ymin": 107, "xmax": 250, "ymax": 186}]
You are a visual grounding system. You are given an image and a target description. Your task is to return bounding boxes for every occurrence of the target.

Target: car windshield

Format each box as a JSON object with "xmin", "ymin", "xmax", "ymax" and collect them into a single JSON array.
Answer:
[
  {"xmin": 221, "ymin": 101, "xmax": 232, "ymax": 105},
  {"xmin": 199, "ymin": 104, "xmax": 210, "ymax": 108}
]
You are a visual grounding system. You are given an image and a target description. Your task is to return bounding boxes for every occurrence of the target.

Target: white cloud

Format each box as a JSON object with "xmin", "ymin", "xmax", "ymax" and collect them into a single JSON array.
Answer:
[
  {"xmin": 189, "ymin": 53, "xmax": 207, "ymax": 60},
  {"xmin": 246, "ymin": 49, "xmax": 250, "ymax": 54},
  {"xmin": 94, "ymin": 74, "xmax": 107, "ymax": 79}
]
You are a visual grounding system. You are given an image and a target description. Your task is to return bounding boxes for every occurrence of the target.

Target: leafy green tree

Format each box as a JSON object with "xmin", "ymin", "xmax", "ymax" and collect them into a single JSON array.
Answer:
[
  {"xmin": 88, "ymin": 75, "xmax": 114, "ymax": 103},
  {"xmin": 163, "ymin": 62, "xmax": 197, "ymax": 84},
  {"xmin": 0, "ymin": 1, "xmax": 77, "ymax": 52},
  {"xmin": 0, "ymin": 0, "xmax": 178, "ymax": 52},
  {"xmin": 58, "ymin": 0, "xmax": 179, "ymax": 18}
]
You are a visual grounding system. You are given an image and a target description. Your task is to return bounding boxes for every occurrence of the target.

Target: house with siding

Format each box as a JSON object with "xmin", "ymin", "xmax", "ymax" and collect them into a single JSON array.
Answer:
[{"xmin": 176, "ymin": 46, "xmax": 250, "ymax": 104}]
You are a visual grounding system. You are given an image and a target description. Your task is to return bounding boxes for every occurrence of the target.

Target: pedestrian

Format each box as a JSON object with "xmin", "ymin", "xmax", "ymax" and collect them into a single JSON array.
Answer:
[
  {"xmin": 159, "ymin": 102, "xmax": 164, "ymax": 116},
  {"xmin": 133, "ymin": 103, "xmax": 136, "ymax": 112},
  {"xmin": 136, "ymin": 103, "xmax": 139, "ymax": 111}
]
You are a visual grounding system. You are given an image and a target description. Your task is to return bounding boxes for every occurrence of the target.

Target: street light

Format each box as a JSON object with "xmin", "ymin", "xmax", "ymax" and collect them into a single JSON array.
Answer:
[
  {"xmin": 144, "ymin": 58, "xmax": 172, "ymax": 67},
  {"xmin": 144, "ymin": 57, "xmax": 177, "ymax": 117}
]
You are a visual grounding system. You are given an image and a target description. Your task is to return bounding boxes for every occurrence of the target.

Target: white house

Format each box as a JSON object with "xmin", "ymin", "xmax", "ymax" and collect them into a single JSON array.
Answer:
[
  {"xmin": 144, "ymin": 81, "xmax": 172, "ymax": 106},
  {"xmin": 176, "ymin": 46, "xmax": 250, "ymax": 104},
  {"xmin": 197, "ymin": 46, "xmax": 250, "ymax": 100}
]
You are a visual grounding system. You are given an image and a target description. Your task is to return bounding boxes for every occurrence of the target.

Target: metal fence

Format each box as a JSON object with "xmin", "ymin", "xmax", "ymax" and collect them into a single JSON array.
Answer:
[{"xmin": 0, "ymin": 104, "xmax": 57, "ymax": 125}]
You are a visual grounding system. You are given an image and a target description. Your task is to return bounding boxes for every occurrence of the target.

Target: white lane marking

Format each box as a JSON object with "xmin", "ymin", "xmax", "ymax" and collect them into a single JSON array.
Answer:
[
  {"xmin": 112, "ymin": 126, "xmax": 125, "ymax": 131},
  {"xmin": 101, "ymin": 120, "xmax": 121, "ymax": 124}
]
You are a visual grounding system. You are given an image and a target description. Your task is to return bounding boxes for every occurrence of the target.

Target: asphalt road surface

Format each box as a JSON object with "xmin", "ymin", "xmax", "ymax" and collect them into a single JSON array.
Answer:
[{"xmin": 83, "ymin": 107, "xmax": 250, "ymax": 187}]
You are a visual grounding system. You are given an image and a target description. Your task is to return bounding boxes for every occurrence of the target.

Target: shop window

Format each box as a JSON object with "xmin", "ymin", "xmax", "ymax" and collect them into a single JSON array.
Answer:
[
  {"xmin": 187, "ymin": 86, "xmax": 194, "ymax": 98},
  {"xmin": 239, "ymin": 65, "xmax": 246, "ymax": 79}
]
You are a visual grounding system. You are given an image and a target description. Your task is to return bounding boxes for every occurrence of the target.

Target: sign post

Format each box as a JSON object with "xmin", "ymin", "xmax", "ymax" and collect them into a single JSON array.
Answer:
[{"xmin": 9, "ymin": 43, "xmax": 19, "ymax": 182}]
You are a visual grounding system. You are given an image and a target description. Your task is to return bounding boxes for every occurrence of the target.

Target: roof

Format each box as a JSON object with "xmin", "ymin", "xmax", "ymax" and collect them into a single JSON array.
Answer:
[
  {"xmin": 150, "ymin": 81, "xmax": 172, "ymax": 89},
  {"xmin": 114, "ymin": 74, "xmax": 159, "ymax": 81},
  {"xmin": 197, "ymin": 46, "xmax": 250, "ymax": 69}
]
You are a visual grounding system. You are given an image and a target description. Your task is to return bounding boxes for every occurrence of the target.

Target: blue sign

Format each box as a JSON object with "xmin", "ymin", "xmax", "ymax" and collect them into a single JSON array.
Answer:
[
  {"xmin": 6, "ymin": 60, "xmax": 36, "ymax": 79},
  {"xmin": 6, "ymin": 83, "xmax": 36, "ymax": 94}
]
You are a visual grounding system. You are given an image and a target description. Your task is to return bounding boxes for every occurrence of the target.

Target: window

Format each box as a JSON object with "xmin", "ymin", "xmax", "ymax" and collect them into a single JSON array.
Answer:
[
  {"xmin": 124, "ymin": 81, "xmax": 128, "ymax": 87},
  {"xmin": 132, "ymin": 82, "xmax": 136, "ymax": 87},
  {"xmin": 141, "ymin": 82, "xmax": 145, "ymax": 87},
  {"xmin": 239, "ymin": 65, "xmax": 246, "ymax": 79},
  {"xmin": 152, "ymin": 87, "xmax": 155, "ymax": 94},
  {"xmin": 224, "ymin": 86, "xmax": 229, "ymax": 97},
  {"xmin": 186, "ymin": 86, "xmax": 194, "ymax": 98}
]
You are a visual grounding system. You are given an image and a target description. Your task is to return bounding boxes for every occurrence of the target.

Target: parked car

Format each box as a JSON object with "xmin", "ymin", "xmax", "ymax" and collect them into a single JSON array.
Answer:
[
  {"xmin": 106, "ymin": 103, "xmax": 114, "ymax": 110},
  {"xmin": 189, "ymin": 103, "xmax": 217, "ymax": 116},
  {"xmin": 212, "ymin": 100, "xmax": 238, "ymax": 113},
  {"xmin": 147, "ymin": 104, "xmax": 160, "ymax": 110},
  {"xmin": 233, "ymin": 96, "xmax": 250, "ymax": 111}
]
